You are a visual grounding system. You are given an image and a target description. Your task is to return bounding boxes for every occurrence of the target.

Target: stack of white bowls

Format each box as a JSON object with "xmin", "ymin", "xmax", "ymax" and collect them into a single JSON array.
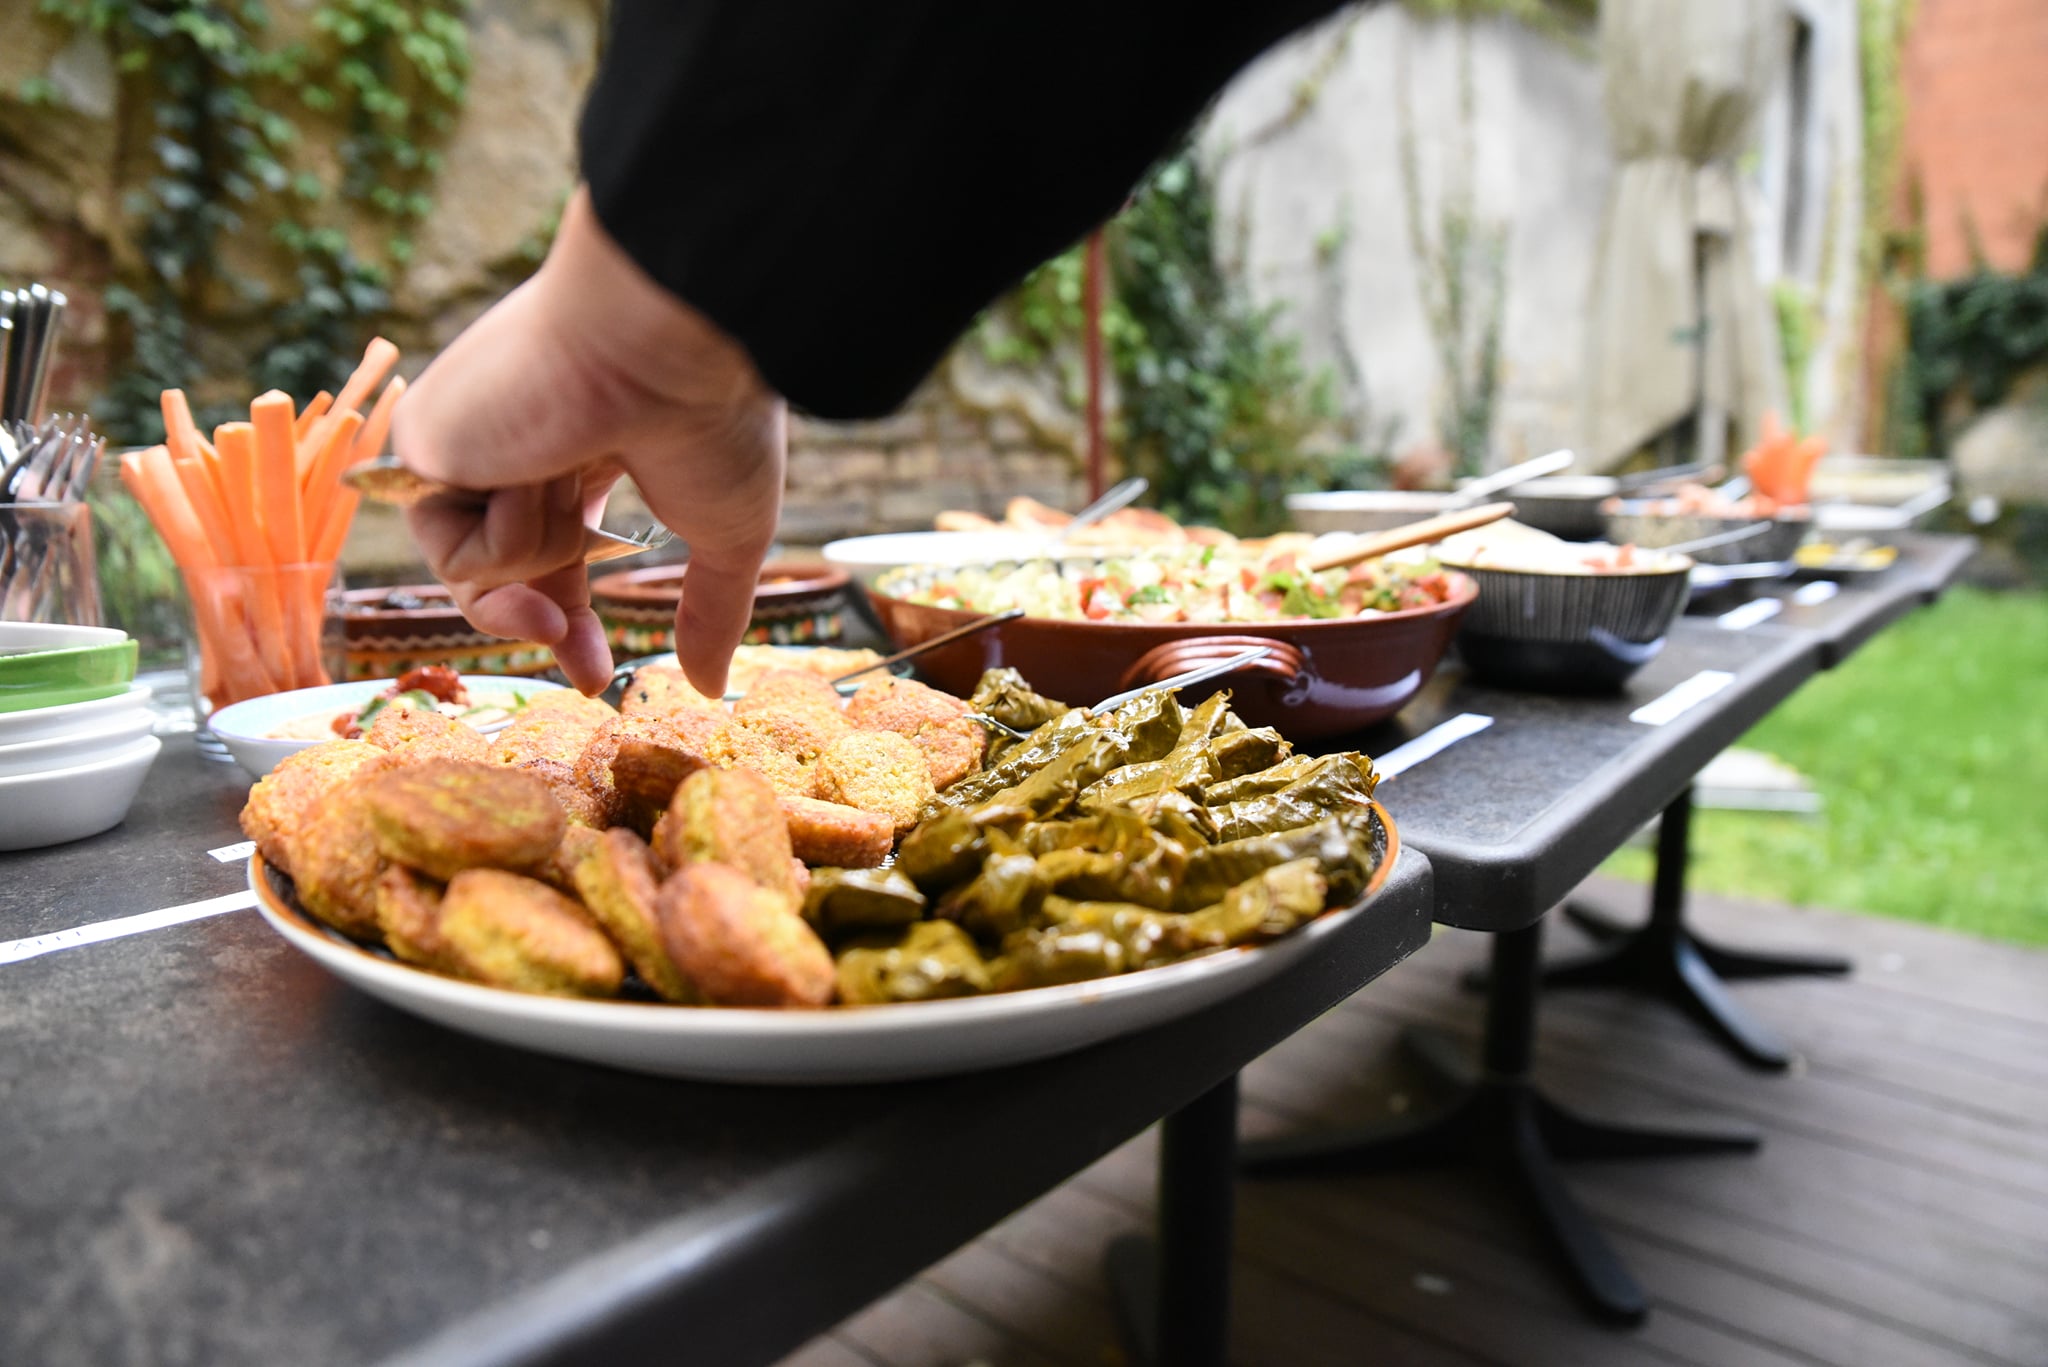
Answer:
[{"xmin": 0, "ymin": 622, "xmax": 160, "ymax": 852}]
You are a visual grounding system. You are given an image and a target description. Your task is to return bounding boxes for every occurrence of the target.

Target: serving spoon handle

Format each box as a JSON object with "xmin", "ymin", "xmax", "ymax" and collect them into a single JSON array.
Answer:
[{"xmin": 1307, "ymin": 501, "xmax": 1518, "ymax": 574}]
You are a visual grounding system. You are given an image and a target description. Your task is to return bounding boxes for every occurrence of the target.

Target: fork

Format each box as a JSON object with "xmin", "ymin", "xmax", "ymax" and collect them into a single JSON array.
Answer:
[{"xmin": 341, "ymin": 456, "xmax": 676, "ymax": 564}]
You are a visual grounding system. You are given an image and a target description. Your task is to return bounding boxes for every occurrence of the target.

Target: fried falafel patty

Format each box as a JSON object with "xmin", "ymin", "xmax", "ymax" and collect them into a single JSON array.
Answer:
[
  {"xmin": 291, "ymin": 783, "xmax": 388, "ymax": 940},
  {"xmin": 359, "ymin": 759, "xmax": 566, "ymax": 881},
  {"xmin": 809, "ymin": 730, "xmax": 936, "ymax": 836},
  {"xmin": 570, "ymin": 828, "xmax": 699, "ymax": 1003},
  {"xmin": 374, "ymin": 865, "xmax": 460, "ymax": 973},
  {"xmin": 735, "ymin": 668, "xmax": 844, "ymax": 716},
  {"xmin": 439, "ymin": 868, "xmax": 624, "ymax": 997},
  {"xmin": 240, "ymin": 739, "xmax": 389, "ymax": 875},
  {"xmin": 620, "ymin": 663, "xmax": 721, "ymax": 717},
  {"xmin": 574, "ymin": 713, "xmax": 716, "ymax": 831},
  {"xmin": 844, "ymin": 676, "xmax": 986, "ymax": 789},
  {"xmin": 702, "ymin": 722, "xmax": 811, "ymax": 799},
  {"xmin": 361, "ymin": 704, "xmax": 489, "ymax": 763},
  {"xmin": 659, "ymin": 768, "xmax": 801, "ymax": 905},
  {"xmin": 608, "ymin": 705, "xmax": 730, "ymax": 811},
  {"xmin": 491, "ymin": 704, "xmax": 610, "ymax": 769},
  {"xmin": 514, "ymin": 757, "xmax": 612, "ymax": 829},
  {"xmin": 780, "ymin": 795, "xmax": 895, "ymax": 868},
  {"xmin": 657, "ymin": 862, "xmax": 834, "ymax": 1007}
]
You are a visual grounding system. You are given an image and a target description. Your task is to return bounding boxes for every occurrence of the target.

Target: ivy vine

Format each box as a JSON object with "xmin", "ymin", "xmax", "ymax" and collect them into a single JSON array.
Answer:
[{"xmin": 28, "ymin": 0, "xmax": 470, "ymax": 443}]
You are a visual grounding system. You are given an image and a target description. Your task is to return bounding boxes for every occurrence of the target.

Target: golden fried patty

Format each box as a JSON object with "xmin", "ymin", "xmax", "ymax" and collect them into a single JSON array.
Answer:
[
  {"xmin": 240, "ymin": 739, "xmax": 389, "ymax": 876},
  {"xmin": 659, "ymin": 768, "xmax": 800, "ymax": 905},
  {"xmin": 439, "ymin": 868, "xmax": 624, "ymax": 998},
  {"xmin": 620, "ymin": 663, "xmax": 721, "ymax": 717},
  {"xmin": 361, "ymin": 704, "xmax": 489, "ymax": 764},
  {"xmin": 809, "ymin": 730, "xmax": 936, "ymax": 837},
  {"xmin": 359, "ymin": 759, "xmax": 566, "ymax": 881},
  {"xmin": 571, "ymin": 828, "xmax": 698, "ymax": 1003},
  {"xmin": 779, "ymin": 795, "xmax": 895, "ymax": 869},
  {"xmin": 374, "ymin": 864, "xmax": 459, "ymax": 973},
  {"xmin": 291, "ymin": 783, "xmax": 388, "ymax": 940},
  {"xmin": 844, "ymin": 677, "xmax": 985, "ymax": 789},
  {"xmin": 657, "ymin": 862, "xmax": 834, "ymax": 1007}
]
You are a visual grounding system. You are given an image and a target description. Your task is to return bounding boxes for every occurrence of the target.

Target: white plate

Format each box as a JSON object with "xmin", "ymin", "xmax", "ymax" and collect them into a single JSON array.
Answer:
[
  {"xmin": 822, "ymin": 531, "xmax": 1102, "ymax": 584},
  {"xmin": 0, "ymin": 708, "xmax": 156, "ymax": 778},
  {"xmin": 249, "ymin": 815, "xmax": 1400, "ymax": 1084},
  {"xmin": 0, "ymin": 735, "xmax": 160, "ymax": 852},
  {"xmin": 0, "ymin": 682, "xmax": 153, "ymax": 747},
  {"xmin": 210, "ymin": 675, "xmax": 568, "ymax": 779}
]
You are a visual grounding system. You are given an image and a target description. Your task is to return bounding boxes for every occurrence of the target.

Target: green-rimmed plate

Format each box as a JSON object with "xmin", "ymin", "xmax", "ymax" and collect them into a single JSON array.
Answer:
[{"xmin": 0, "ymin": 623, "xmax": 138, "ymax": 714}]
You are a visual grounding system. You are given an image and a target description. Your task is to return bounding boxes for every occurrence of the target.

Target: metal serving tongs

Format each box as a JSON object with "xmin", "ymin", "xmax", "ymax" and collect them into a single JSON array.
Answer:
[{"xmin": 341, "ymin": 456, "xmax": 676, "ymax": 565}]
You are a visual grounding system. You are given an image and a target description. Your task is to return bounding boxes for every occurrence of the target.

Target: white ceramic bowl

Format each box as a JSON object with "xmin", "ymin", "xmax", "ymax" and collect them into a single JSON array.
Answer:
[
  {"xmin": 0, "ymin": 707, "xmax": 156, "ymax": 778},
  {"xmin": 822, "ymin": 531, "xmax": 1101, "ymax": 585},
  {"xmin": 0, "ymin": 681, "xmax": 154, "ymax": 747},
  {"xmin": 0, "ymin": 734, "xmax": 161, "ymax": 852},
  {"xmin": 209, "ymin": 675, "xmax": 568, "ymax": 779}
]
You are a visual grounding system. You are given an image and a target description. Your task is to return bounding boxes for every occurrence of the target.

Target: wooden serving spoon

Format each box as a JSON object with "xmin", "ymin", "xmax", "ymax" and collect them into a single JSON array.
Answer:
[{"xmin": 1306, "ymin": 501, "xmax": 1518, "ymax": 574}]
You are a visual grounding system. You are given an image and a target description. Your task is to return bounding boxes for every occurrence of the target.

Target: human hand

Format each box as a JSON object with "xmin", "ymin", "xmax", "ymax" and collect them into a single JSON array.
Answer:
[{"xmin": 392, "ymin": 186, "xmax": 786, "ymax": 697}]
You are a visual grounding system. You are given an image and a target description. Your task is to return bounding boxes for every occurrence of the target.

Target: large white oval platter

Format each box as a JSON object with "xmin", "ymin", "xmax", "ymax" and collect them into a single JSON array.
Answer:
[{"xmin": 249, "ymin": 813, "xmax": 1397, "ymax": 1086}]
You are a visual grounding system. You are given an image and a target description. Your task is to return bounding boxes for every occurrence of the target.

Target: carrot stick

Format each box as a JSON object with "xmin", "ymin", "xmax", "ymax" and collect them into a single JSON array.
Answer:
[
  {"xmin": 333, "ymin": 337, "xmax": 399, "ymax": 418},
  {"xmin": 351, "ymin": 375, "xmax": 404, "ymax": 468},
  {"xmin": 209, "ymin": 422, "xmax": 293, "ymax": 689},
  {"xmin": 170, "ymin": 453, "xmax": 239, "ymax": 570},
  {"xmin": 252, "ymin": 390, "xmax": 305, "ymax": 564},
  {"xmin": 160, "ymin": 391, "xmax": 204, "ymax": 466},
  {"xmin": 293, "ymin": 391, "xmax": 332, "ymax": 444},
  {"xmin": 311, "ymin": 487, "xmax": 360, "ymax": 567},
  {"xmin": 211, "ymin": 423, "xmax": 272, "ymax": 567},
  {"xmin": 300, "ymin": 410, "xmax": 364, "ymax": 554}
]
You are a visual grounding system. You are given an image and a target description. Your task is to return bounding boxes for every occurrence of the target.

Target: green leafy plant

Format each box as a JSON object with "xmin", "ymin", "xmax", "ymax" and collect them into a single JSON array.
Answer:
[
  {"xmin": 35, "ymin": 0, "xmax": 468, "ymax": 445},
  {"xmin": 1894, "ymin": 226, "xmax": 2048, "ymax": 459}
]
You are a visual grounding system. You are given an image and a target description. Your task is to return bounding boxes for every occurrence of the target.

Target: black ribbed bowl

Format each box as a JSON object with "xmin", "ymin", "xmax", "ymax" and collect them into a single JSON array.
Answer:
[{"xmin": 1446, "ymin": 560, "xmax": 1692, "ymax": 692}]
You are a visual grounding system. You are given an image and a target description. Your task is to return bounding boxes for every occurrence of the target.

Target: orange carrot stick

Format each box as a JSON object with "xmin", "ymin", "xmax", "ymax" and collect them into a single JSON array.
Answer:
[
  {"xmin": 310, "ymin": 487, "xmax": 361, "ymax": 567},
  {"xmin": 160, "ymin": 391, "xmax": 204, "ymax": 466},
  {"xmin": 209, "ymin": 423, "xmax": 293, "ymax": 689},
  {"xmin": 300, "ymin": 410, "xmax": 364, "ymax": 554},
  {"xmin": 334, "ymin": 337, "xmax": 400, "ymax": 418},
  {"xmin": 170, "ymin": 453, "xmax": 239, "ymax": 570},
  {"xmin": 252, "ymin": 390, "xmax": 305, "ymax": 564},
  {"xmin": 293, "ymin": 391, "xmax": 332, "ymax": 444},
  {"xmin": 351, "ymin": 374, "xmax": 404, "ymax": 468}
]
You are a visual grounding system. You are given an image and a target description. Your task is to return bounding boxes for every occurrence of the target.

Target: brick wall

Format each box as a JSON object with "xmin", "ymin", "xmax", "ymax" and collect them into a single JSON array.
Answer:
[
  {"xmin": 777, "ymin": 372, "xmax": 1087, "ymax": 546},
  {"xmin": 1900, "ymin": 0, "xmax": 2048, "ymax": 277}
]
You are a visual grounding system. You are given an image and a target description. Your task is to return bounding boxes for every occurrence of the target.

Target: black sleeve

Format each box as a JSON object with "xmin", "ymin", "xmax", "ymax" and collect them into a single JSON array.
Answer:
[{"xmin": 578, "ymin": 1, "xmax": 1353, "ymax": 420}]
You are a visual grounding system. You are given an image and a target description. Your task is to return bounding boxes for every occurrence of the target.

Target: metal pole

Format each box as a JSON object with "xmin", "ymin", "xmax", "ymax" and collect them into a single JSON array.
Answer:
[{"xmin": 1083, "ymin": 228, "xmax": 1107, "ymax": 501}]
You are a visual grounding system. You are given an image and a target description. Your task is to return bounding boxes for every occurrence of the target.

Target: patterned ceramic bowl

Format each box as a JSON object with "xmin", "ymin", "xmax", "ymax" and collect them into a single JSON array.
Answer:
[
  {"xmin": 338, "ymin": 586, "xmax": 555, "ymax": 682},
  {"xmin": 591, "ymin": 561, "xmax": 852, "ymax": 658},
  {"xmin": 1444, "ymin": 557, "xmax": 1693, "ymax": 692}
]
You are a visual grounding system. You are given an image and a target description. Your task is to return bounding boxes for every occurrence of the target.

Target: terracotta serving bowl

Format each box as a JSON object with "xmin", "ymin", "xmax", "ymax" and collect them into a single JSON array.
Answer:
[
  {"xmin": 867, "ymin": 566, "xmax": 1477, "ymax": 739},
  {"xmin": 591, "ymin": 560, "xmax": 853, "ymax": 659},
  {"xmin": 339, "ymin": 586, "xmax": 555, "ymax": 681}
]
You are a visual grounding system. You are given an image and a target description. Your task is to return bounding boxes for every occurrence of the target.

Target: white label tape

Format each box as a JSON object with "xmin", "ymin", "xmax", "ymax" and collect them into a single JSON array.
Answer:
[
  {"xmin": 1718, "ymin": 598, "xmax": 1784, "ymax": 631},
  {"xmin": 209, "ymin": 840, "xmax": 257, "ymax": 863},
  {"xmin": 1792, "ymin": 580, "xmax": 1840, "ymax": 606},
  {"xmin": 1630, "ymin": 670, "xmax": 1735, "ymax": 726},
  {"xmin": 1376, "ymin": 713, "xmax": 1494, "ymax": 779},
  {"xmin": 0, "ymin": 890, "xmax": 258, "ymax": 966}
]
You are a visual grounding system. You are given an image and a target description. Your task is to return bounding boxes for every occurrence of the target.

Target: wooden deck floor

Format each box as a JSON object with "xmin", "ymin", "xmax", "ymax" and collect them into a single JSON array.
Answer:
[{"xmin": 776, "ymin": 876, "xmax": 2048, "ymax": 1367}]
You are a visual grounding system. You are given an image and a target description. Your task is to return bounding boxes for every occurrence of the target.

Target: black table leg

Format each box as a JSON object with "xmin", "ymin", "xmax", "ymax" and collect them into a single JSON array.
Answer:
[
  {"xmin": 1243, "ymin": 922, "xmax": 1758, "ymax": 1326},
  {"xmin": 1108, "ymin": 1073, "xmax": 1239, "ymax": 1367},
  {"xmin": 1503, "ymin": 788, "xmax": 1848, "ymax": 1070}
]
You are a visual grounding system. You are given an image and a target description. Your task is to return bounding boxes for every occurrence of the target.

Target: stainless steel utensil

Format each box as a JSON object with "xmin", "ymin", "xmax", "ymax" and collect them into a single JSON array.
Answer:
[
  {"xmin": 1449, "ymin": 449, "xmax": 1575, "ymax": 508},
  {"xmin": 829, "ymin": 608, "xmax": 1025, "ymax": 685},
  {"xmin": 1052, "ymin": 476, "xmax": 1149, "ymax": 543},
  {"xmin": 341, "ymin": 456, "xmax": 676, "ymax": 565}
]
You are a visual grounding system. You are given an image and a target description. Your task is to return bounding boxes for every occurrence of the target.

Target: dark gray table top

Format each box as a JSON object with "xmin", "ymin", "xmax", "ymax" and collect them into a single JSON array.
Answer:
[
  {"xmin": 1337, "ymin": 531, "xmax": 1972, "ymax": 932},
  {"xmin": 0, "ymin": 738, "xmax": 1432, "ymax": 1367}
]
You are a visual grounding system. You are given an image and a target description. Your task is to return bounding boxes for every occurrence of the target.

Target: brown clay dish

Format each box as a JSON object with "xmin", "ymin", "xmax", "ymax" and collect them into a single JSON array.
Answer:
[{"xmin": 866, "ymin": 571, "xmax": 1477, "ymax": 739}]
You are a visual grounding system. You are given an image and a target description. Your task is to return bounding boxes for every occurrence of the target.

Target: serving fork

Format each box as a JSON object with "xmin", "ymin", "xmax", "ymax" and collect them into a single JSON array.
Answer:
[{"xmin": 341, "ymin": 456, "xmax": 676, "ymax": 565}]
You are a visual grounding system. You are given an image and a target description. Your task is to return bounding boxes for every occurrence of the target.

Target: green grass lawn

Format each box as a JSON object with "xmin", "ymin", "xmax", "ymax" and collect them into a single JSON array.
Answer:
[{"xmin": 1603, "ymin": 587, "xmax": 2048, "ymax": 946}]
